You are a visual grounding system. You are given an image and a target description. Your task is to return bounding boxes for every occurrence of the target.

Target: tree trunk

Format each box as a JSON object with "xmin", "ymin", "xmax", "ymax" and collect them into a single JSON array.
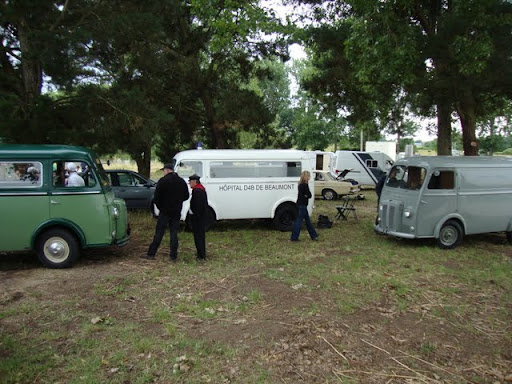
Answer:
[
  {"xmin": 134, "ymin": 146, "xmax": 152, "ymax": 178},
  {"xmin": 200, "ymin": 89, "xmax": 226, "ymax": 148},
  {"xmin": 437, "ymin": 102, "xmax": 452, "ymax": 155},
  {"xmin": 455, "ymin": 92, "xmax": 479, "ymax": 156},
  {"xmin": 18, "ymin": 22, "xmax": 43, "ymax": 114}
]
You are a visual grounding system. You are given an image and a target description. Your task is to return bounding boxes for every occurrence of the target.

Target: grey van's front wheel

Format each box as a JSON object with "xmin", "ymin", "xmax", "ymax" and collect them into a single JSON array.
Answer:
[
  {"xmin": 37, "ymin": 229, "xmax": 80, "ymax": 268},
  {"xmin": 437, "ymin": 220, "xmax": 463, "ymax": 249}
]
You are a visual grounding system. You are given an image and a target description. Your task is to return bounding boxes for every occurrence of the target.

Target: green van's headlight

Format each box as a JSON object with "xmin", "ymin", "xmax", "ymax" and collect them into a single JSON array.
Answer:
[{"xmin": 113, "ymin": 207, "xmax": 119, "ymax": 217}]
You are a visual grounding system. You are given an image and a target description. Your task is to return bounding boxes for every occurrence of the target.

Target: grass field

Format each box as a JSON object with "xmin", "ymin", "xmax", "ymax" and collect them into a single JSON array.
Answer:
[{"xmin": 1, "ymin": 193, "xmax": 511, "ymax": 383}]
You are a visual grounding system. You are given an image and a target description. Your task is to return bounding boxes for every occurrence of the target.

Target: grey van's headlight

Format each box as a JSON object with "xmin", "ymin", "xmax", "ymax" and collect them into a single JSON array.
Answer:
[
  {"xmin": 113, "ymin": 207, "xmax": 119, "ymax": 218},
  {"xmin": 404, "ymin": 209, "xmax": 412, "ymax": 218}
]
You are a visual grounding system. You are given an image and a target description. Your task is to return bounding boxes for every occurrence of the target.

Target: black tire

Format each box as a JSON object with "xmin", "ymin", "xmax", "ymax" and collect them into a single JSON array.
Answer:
[
  {"xmin": 273, "ymin": 204, "xmax": 298, "ymax": 231},
  {"xmin": 36, "ymin": 229, "xmax": 80, "ymax": 268},
  {"xmin": 506, "ymin": 231, "xmax": 512, "ymax": 244},
  {"xmin": 322, "ymin": 189, "xmax": 337, "ymax": 200},
  {"xmin": 436, "ymin": 220, "xmax": 463, "ymax": 249}
]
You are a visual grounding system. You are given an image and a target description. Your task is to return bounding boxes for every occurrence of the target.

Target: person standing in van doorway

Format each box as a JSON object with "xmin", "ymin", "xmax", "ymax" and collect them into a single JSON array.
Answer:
[
  {"xmin": 144, "ymin": 163, "xmax": 189, "ymax": 262},
  {"xmin": 66, "ymin": 162, "xmax": 85, "ymax": 187},
  {"xmin": 291, "ymin": 170, "xmax": 319, "ymax": 242},
  {"xmin": 188, "ymin": 174, "xmax": 208, "ymax": 261}
]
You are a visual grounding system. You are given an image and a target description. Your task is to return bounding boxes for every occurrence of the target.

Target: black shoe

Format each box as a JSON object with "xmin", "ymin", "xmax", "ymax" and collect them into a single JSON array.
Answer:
[
  {"xmin": 169, "ymin": 257, "xmax": 177, "ymax": 263},
  {"xmin": 312, "ymin": 236, "xmax": 319, "ymax": 241},
  {"xmin": 197, "ymin": 257, "xmax": 206, "ymax": 263}
]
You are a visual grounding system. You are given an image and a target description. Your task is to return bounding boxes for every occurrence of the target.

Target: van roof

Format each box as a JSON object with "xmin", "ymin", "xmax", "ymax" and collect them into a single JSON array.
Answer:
[
  {"xmin": 0, "ymin": 144, "xmax": 95, "ymax": 160},
  {"xmin": 173, "ymin": 149, "xmax": 310, "ymax": 161},
  {"xmin": 395, "ymin": 156, "xmax": 512, "ymax": 168}
]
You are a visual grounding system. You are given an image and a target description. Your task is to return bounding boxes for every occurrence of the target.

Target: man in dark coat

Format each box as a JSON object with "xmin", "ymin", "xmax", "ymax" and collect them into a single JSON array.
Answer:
[
  {"xmin": 188, "ymin": 174, "xmax": 208, "ymax": 261},
  {"xmin": 144, "ymin": 163, "xmax": 189, "ymax": 261}
]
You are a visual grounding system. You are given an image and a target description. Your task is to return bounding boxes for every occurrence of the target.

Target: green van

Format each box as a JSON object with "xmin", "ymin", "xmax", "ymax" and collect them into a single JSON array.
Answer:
[{"xmin": 0, "ymin": 144, "xmax": 130, "ymax": 268}]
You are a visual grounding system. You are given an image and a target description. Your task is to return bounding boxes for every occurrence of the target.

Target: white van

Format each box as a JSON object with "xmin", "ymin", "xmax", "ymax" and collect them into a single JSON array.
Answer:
[
  {"xmin": 334, "ymin": 151, "xmax": 394, "ymax": 188},
  {"xmin": 172, "ymin": 149, "xmax": 314, "ymax": 231},
  {"xmin": 375, "ymin": 156, "xmax": 512, "ymax": 248}
]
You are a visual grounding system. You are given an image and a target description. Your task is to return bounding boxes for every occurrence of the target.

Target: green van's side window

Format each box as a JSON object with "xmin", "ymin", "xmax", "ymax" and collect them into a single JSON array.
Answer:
[
  {"xmin": 52, "ymin": 161, "xmax": 97, "ymax": 188},
  {"xmin": 0, "ymin": 161, "xmax": 43, "ymax": 188}
]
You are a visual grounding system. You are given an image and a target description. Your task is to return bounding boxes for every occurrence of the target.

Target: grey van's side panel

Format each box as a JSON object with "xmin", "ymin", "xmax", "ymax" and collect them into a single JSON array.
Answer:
[
  {"xmin": 457, "ymin": 167, "xmax": 512, "ymax": 235},
  {"xmin": 416, "ymin": 188, "xmax": 458, "ymax": 237}
]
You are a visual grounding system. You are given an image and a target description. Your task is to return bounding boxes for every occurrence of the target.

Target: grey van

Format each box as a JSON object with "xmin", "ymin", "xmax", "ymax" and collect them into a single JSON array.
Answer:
[{"xmin": 374, "ymin": 156, "xmax": 512, "ymax": 248}]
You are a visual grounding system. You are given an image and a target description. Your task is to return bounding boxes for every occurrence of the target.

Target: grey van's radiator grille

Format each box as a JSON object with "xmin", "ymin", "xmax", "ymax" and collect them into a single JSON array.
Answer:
[{"xmin": 381, "ymin": 201, "xmax": 402, "ymax": 231}]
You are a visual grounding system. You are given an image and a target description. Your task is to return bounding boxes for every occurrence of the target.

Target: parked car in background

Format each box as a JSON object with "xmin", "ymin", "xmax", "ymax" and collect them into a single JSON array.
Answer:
[
  {"xmin": 105, "ymin": 170, "xmax": 156, "ymax": 211},
  {"xmin": 313, "ymin": 170, "xmax": 359, "ymax": 200}
]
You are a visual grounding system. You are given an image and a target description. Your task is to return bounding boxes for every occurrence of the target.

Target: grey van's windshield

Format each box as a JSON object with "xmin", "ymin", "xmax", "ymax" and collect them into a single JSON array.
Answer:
[{"xmin": 386, "ymin": 165, "xmax": 426, "ymax": 190}]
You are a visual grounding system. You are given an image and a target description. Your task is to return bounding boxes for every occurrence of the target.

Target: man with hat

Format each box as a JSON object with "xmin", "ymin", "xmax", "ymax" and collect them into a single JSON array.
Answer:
[
  {"xmin": 144, "ymin": 163, "xmax": 189, "ymax": 262},
  {"xmin": 188, "ymin": 174, "xmax": 208, "ymax": 261}
]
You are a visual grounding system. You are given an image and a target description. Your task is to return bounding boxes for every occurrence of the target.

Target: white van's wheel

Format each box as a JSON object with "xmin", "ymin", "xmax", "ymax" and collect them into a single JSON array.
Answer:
[
  {"xmin": 273, "ymin": 204, "xmax": 298, "ymax": 231},
  {"xmin": 437, "ymin": 220, "xmax": 463, "ymax": 249},
  {"xmin": 322, "ymin": 189, "xmax": 337, "ymax": 200},
  {"xmin": 37, "ymin": 229, "xmax": 80, "ymax": 268}
]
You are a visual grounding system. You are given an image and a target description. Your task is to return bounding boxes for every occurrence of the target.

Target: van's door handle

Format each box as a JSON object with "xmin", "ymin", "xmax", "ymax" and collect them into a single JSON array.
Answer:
[
  {"xmin": 50, "ymin": 200, "xmax": 60, "ymax": 205},
  {"xmin": 420, "ymin": 200, "xmax": 427, "ymax": 204}
]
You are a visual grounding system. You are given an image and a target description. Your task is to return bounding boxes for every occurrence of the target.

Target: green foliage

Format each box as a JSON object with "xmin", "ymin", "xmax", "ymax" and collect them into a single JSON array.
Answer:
[
  {"xmin": 0, "ymin": 0, "xmax": 294, "ymax": 172},
  {"xmin": 296, "ymin": 0, "xmax": 512, "ymax": 155}
]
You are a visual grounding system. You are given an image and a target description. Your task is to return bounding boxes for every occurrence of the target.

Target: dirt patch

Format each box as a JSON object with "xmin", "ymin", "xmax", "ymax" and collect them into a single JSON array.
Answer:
[{"xmin": 1, "ymin": 237, "xmax": 511, "ymax": 384}]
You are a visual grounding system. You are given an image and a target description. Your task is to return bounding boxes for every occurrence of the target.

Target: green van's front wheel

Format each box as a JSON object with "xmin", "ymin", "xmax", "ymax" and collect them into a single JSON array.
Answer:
[{"xmin": 37, "ymin": 229, "xmax": 80, "ymax": 268}]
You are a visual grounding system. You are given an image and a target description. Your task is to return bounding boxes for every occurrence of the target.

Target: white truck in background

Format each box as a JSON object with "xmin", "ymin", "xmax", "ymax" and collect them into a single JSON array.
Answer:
[{"xmin": 334, "ymin": 151, "xmax": 394, "ymax": 188}]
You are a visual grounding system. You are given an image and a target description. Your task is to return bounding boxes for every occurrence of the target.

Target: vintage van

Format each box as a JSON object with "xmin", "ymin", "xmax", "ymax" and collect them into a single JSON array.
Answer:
[
  {"xmin": 0, "ymin": 144, "xmax": 130, "ymax": 268},
  {"xmin": 171, "ymin": 149, "xmax": 314, "ymax": 231},
  {"xmin": 374, "ymin": 156, "xmax": 512, "ymax": 249}
]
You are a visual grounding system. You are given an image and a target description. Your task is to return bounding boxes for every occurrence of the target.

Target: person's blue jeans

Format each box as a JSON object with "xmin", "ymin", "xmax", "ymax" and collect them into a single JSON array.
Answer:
[
  {"xmin": 291, "ymin": 205, "xmax": 318, "ymax": 241},
  {"xmin": 147, "ymin": 213, "xmax": 180, "ymax": 259}
]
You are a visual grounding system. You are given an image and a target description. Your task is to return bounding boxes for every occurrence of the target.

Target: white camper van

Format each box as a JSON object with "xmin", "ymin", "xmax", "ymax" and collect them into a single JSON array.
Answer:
[
  {"xmin": 172, "ymin": 149, "xmax": 314, "ymax": 231},
  {"xmin": 334, "ymin": 151, "xmax": 394, "ymax": 188},
  {"xmin": 375, "ymin": 156, "xmax": 512, "ymax": 249},
  {"xmin": 307, "ymin": 151, "xmax": 336, "ymax": 173}
]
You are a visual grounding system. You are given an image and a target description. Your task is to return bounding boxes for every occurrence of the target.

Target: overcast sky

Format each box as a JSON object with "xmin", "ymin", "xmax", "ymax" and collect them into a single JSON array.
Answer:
[{"xmin": 264, "ymin": 0, "xmax": 436, "ymax": 142}]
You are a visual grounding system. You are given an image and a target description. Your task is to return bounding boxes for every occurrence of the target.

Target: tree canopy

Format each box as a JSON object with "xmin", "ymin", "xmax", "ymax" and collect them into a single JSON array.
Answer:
[
  {"xmin": 1, "ymin": 0, "xmax": 511, "ymax": 172},
  {"xmin": 294, "ymin": 0, "xmax": 512, "ymax": 155}
]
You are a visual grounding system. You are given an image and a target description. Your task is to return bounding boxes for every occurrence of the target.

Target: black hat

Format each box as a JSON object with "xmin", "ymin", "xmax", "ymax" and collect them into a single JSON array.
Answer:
[
  {"xmin": 188, "ymin": 174, "xmax": 201, "ymax": 181},
  {"xmin": 160, "ymin": 163, "xmax": 173, "ymax": 171}
]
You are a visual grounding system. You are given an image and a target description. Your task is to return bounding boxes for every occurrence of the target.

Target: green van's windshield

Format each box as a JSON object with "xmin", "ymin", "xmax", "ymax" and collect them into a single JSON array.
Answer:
[{"xmin": 386, "ymin": 165, "xmax": 426, "ymax": 190}]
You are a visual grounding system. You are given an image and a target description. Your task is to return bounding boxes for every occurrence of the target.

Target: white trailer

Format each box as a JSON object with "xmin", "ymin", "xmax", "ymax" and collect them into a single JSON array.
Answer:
[
  {"xmin": 365, "ymin": 141, "xmax": 397, "ymax": 161},
  {"xmin": 172, "ymin": 149, "xmax": 314, "ymax": 231},
  {"xmin": 334, "ymin": 151, "xmax": 394, "ymax": 188}
]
